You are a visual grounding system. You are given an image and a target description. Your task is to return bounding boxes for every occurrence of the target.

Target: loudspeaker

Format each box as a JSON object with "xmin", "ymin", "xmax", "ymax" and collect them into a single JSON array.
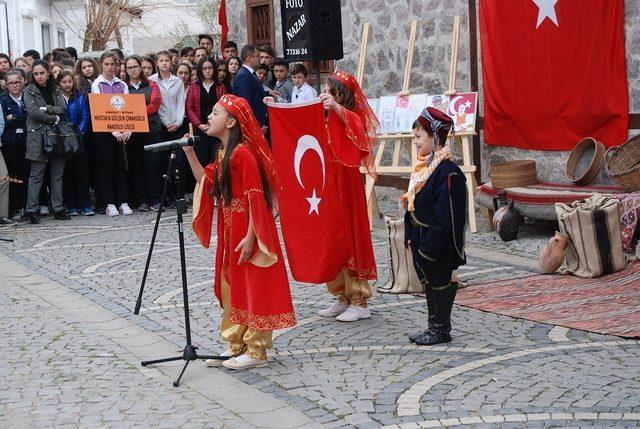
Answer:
[{"xmin": 281, "ymin": 0, "xmax": 343, "ymax": 62}]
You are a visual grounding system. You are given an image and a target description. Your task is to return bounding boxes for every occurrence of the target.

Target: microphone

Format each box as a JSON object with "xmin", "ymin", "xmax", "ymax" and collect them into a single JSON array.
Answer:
[{"xmin": 144, "ymin": 136, "xmax": 201, "ymax": 152}]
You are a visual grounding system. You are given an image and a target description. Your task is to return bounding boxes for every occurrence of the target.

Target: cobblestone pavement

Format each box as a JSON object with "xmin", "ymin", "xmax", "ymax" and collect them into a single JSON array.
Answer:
[{"xmin": 1, "ymin": 206, "xmax": 639, "ymax": 428}]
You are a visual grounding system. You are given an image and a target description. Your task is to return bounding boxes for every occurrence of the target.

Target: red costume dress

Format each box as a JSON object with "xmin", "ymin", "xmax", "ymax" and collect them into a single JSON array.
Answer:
[
  {"xmin": 324, "ymin": 71, "xmax": 379, "ymax": 307},
  {"xmin": 192, "ymin": 95, "xmax": 295, "ymax": 358}
]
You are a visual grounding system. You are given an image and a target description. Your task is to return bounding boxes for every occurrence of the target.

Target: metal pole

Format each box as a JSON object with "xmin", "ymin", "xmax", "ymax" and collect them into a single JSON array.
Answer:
[{"xmin": 315, "ymin": 61, "xmax": 321, "ymax": 94}]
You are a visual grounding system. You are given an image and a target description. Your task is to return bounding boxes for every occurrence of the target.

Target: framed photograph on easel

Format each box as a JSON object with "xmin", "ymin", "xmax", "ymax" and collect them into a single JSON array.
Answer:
[
  {"xmin": 393, "ymin": 94, "xmax": 428, "ymax": 134},
  {"xmin": 377, "ymin": 95, "xmax": 398, "ymax": 135},
  {"xmin": 424, "ymin": 92, "xmax": 478, "ymax": 134},
  {"xmin": 447, "ymin": 92, "xmax": 478, "ymax": 133}
]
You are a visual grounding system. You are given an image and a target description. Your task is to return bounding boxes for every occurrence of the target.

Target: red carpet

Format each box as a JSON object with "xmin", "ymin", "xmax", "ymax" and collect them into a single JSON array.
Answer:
[{"xmin": 456, "ymin": 262, "xmax": 640, "ymax": 338}]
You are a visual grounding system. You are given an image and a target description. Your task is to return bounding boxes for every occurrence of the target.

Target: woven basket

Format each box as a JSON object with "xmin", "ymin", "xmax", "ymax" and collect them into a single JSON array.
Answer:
[
  {"xmin": 605, "ymin": 134, "xmax": 640, "ymax": 191},
  {"xmin": 490, "ymin": 160, "xmax": 538, "ymax": 189},
  {"xmin": 565, "ymin": 137, "xmax": 605, "ymax": 186}
]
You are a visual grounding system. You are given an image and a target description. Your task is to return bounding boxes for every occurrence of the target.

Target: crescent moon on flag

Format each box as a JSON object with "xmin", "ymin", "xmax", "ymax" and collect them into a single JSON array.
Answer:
[
  {"xmin": 448, "ymin": 96, "xmax": 463, "ymax": 116},
  {"xmin": 294, "ymin": 135, "xmax": 325, "ymax": 189}
]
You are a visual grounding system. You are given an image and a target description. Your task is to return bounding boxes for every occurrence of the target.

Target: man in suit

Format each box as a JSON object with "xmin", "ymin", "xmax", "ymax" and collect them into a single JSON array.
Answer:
[{"xmin": 233, "ymin": 45, "xmax": 268, "ymax": 128}]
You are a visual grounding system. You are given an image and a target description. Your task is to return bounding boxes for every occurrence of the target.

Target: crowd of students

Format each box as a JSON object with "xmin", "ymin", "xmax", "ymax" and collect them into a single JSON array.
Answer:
[{"xmin": 0, "ymin": 34, "xmax": 317, "ymax": 225}]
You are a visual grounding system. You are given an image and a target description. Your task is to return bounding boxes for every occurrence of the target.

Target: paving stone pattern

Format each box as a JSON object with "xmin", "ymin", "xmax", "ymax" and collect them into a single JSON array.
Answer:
[
  {"xmin": 1, "ymin": 208, "xmax": 639, "ymax": 428},
  {"xmin": 0, "ymin": 271, "xmax": 239, "ymax": 428}
]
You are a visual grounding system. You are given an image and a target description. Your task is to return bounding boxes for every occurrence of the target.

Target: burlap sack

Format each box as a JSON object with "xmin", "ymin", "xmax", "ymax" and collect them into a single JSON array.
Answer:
[
  {"xmin": 378, "ymin": 215, "xmax": 425, "ymax": 294},
  {"xmin": 555, "ymin": 195, "xmax": 626, "ymax": 278}
]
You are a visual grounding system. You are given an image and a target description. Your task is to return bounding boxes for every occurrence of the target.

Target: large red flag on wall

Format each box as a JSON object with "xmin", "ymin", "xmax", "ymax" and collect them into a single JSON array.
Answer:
[
  {"xmin": 268, "ymin": 100, "xmax": 349, "ymax": 283},
  {"xmin": 480, "ymin": 0, "xmax": 629, "ymax": 150}
]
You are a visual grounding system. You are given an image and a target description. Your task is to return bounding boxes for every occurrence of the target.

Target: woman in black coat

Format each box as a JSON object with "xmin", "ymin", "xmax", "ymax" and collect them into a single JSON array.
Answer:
[{"xmin": 24, "ymin": 60, "xmax": 69, "ymax": 223}]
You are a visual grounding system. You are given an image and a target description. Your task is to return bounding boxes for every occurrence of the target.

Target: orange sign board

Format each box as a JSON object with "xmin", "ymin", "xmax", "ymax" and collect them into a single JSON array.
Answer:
[{"xmin": 88, "ymin": 93, "xmax": 149, "ymax": 132}]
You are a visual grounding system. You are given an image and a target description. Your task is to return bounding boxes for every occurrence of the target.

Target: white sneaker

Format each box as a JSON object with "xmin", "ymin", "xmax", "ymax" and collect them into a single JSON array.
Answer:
[
  {"xmin": 119, "ymin": 203, "xmax": 133, "ymax": 215},
  {"xmin": 318, "ymin": 299, "xmax": 350, "ymax": 317},
  {"xmin": 336, "ymin": 305, "xmax": 371, "ymax": 322},
  {"xmin": 222, "ymin": 353, "xmax": 267, "ymax": 370},
  {"xmin": 105, "ymin": 204, "xmax": 119, "ymax": 217},
  {"xmin": 39, "ymin": 205, "xmax": 50, "ymax": 215},
  {"xmin": 205, "ymin": 350, "xmax": 235, "ymax": 367}
]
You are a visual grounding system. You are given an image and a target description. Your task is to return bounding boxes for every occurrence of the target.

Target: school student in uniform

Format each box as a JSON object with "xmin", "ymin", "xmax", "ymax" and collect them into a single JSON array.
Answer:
[
  {"xmin": 149, "ymin": 51, "xmax": 187, "ymax": 200},
  {"xmin": 75, "ymin": 56, "xmax": 103, "ymax": 212},
  {"xmin": 290, "ymin": 64, "xmax": 317, "ymax": 103},
  {"xmin": 57, "ymin": 69, "xmax": 93, "ymax": 216},
  {"xmin": 214, "ymin": 59, "xmax": 232, "ymax": 99},
  {"xmin": 175, "ymin": 62, "xmax": 192, "ymax": 92},
  {"xmin": 186, "ymin": 57, "xmax": 221, "ymax": 168},
  {"xmin": 227, "ymin": 57, "xmax": 241, "ymax": 91},
  {"xmin": 125, "ymin": 55, "xmax": 164, "ymax": 211},
  {"xmin": 1, "ymin": 69, "xmax": 29, "ymax": 220},
  {"xmin": 91, "ymin": 51, "xmax": 133, "ymax": 217},
  {"xmin": 149, "ymin": 51, "xmax": 186, "ymax": 142},
  {"xmin": 140, "ymin": 56, "xmax": 156, "ymax": 79}
]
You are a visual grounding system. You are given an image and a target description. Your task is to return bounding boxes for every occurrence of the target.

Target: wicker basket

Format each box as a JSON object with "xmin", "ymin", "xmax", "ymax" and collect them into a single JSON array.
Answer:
[
  {"xmin": 605, "ymin": 134, "xmax": 640, "ymax": 191},
  {"xmin": 490, "ymin": 160, "xmax": 538, "ymax": 189}
]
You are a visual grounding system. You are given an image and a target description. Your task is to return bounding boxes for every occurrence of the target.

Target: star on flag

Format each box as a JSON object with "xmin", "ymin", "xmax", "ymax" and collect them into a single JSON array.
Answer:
[
  {"xmin": 306, "ymin": 189, "xmax": 321, "ymax": 215},
  {"xmin": 533, "ymin": 0, "xmax": 559, "ymax": 29}
]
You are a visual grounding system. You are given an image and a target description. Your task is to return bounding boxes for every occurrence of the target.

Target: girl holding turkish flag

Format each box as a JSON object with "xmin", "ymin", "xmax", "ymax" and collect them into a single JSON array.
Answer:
[
  {"xmin": 183, "ymin": 94, "xmax": 295, "ymax": 370},
  {"xmin": 317, "ymin": 71, "xmax": 379, "ymax": 322}
]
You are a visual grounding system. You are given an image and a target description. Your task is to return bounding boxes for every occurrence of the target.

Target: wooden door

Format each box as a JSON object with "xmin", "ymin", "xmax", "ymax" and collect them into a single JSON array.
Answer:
[{"xmin": 246, "ymin": 0, "xmax": 275, "ymax": 48}]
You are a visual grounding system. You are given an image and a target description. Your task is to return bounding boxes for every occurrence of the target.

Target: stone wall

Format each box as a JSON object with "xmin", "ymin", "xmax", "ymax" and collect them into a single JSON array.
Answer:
[
  {"xmin": 227, "ymin": 0, "xmax": 471, "ymax": 97},
  {"xmin": 226, "ymin": 0, "xmax": 639, "ymax": 183}
]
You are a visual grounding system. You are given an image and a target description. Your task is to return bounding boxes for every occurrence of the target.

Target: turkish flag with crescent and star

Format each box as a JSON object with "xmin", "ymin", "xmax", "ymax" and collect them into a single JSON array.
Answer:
[
  {"xmin": 268, "ymin": 100, "xmax": 349, "ymax": 283},
  {"xmin": 480, "ymin": 0, "xmax": 629, "ymax": 150}
]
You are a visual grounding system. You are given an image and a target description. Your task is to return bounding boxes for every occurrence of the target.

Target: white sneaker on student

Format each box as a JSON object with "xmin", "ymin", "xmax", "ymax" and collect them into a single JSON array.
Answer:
[
  {"xmin": 222, "ymin": 353, "xmax": 267, "ymax": 370},
  {"xmin": 119, "ymin": 203, "xmax": 133, "ymax": 215},
  {"xmin": 336, "ymin": 305, "xmax": 371, "ymax": 322},
  {"xmin": 318, "ymin": 299, "xmax": 350, "ymax": 317},
  {"xmin": 205, "ymin": 350, "xmax": 235, "ymax": 367},
  {"xmin": 105, "ymin": 204, "xmax": 119, "ymax": 217}
]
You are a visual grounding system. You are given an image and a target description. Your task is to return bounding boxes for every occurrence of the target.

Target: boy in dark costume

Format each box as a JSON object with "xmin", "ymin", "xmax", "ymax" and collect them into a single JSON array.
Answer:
[{"xmin": 400, "ymin": 107, "xmax": 467, "ymax": 345}]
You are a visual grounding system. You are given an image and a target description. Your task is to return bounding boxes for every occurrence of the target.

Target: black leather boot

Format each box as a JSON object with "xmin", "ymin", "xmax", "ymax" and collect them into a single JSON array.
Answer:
[
  {"xmin": 408, "ymin": 286, "xmax": 436, "ymax": 342},
  {"xmin": 414, "ymin": 282, "xmax": 458, "ymax": 346}
]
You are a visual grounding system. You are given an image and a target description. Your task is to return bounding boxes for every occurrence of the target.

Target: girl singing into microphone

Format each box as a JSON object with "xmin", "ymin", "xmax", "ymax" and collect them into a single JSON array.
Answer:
[{"xmin": 183, "ymin": 94, "xmax": 295, "ymax": 370}]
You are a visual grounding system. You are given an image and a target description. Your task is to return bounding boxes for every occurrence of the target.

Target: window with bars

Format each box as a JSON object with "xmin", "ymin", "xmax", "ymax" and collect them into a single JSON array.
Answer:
[{"xmin": 247, "ymin": 0, "xmax": 274, "ymax": 49}]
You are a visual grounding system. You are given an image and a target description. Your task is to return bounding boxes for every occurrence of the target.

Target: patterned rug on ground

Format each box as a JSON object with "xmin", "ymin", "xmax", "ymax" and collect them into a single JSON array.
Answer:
[{"xmin": 456, "ymin": 262, "xmax": 640, "ymax": 338}]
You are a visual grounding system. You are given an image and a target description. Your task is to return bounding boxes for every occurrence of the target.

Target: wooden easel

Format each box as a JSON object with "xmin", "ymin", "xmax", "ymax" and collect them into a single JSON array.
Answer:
[
  {"xmin": 361, "ymin": 20, "xmax": 420, "ymax": 230},
  {"xmin": 445, "ymin": 16, "xmax": 478, "ymax": 233},
  {"xmin": 355, "ymin": 22, "xmax": 381, "ymax": 230}
]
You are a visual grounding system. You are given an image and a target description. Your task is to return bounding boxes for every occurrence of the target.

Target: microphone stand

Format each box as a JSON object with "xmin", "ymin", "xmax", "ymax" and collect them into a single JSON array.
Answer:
[{"xmin": 133, "ymin": 150, "xmax": 225, "ymax": 387}]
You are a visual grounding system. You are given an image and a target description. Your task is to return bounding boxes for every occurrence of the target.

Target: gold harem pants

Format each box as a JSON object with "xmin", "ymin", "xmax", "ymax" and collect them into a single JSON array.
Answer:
[
  {"xmin": 220, "ymin": 276, "xmax": 273, "ymax": 360},
  {"xmin": 326, "ymin": 268, "xmax": 372, "ymax": 308}
]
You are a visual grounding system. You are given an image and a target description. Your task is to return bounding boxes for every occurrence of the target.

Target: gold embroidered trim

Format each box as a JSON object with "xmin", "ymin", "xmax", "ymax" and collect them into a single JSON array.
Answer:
[
  {"xmin": 229, "ymin": 307, "xmax": 296, "ymax": 331},
  {"xmin": 347, "ymin": 257, "xmax": 378, "ymax": 280},
  {"xmin": 227, "ymin": 198, "xmax": 247, "ymax": 213},
  {"xmin": 222, "ymin": 205, "xmax": 232, "ymax": 282},
  {"xmin": 244, "ymin": 187, "xmax": 263, "ymax": 195}
]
